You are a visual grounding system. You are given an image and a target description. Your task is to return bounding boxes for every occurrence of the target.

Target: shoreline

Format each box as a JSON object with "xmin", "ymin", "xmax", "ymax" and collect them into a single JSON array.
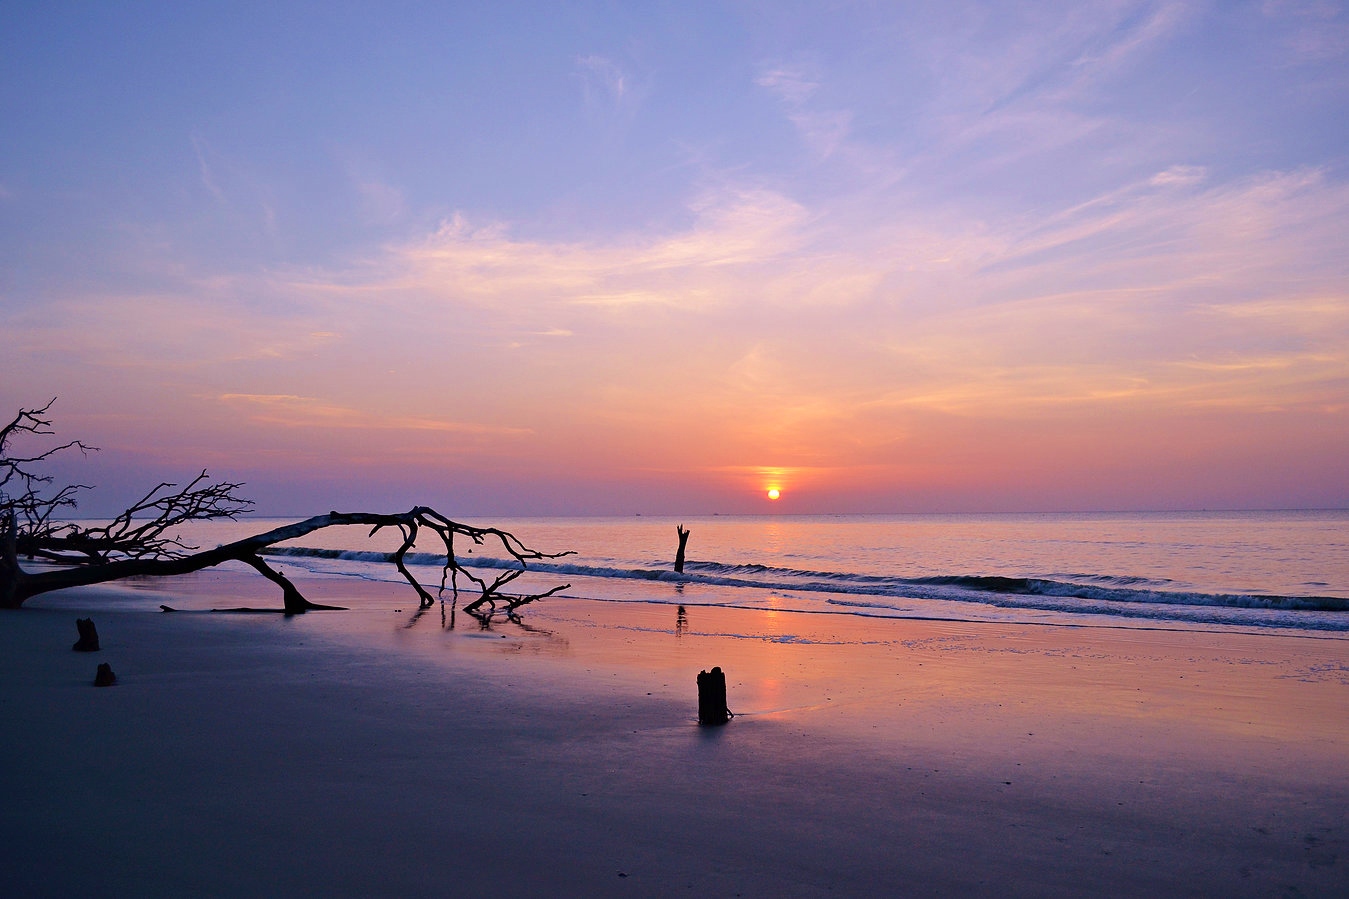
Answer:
[{"xmin": 3, "ymin": 570, "xmax": 1347, "ymax": 895}]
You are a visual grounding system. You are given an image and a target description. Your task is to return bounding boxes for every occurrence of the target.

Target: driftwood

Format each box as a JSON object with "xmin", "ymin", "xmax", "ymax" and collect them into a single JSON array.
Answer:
[
  {"xmin": 93, "ymin": 663, "xmax": 116, "ymax": 687},
  {"xmin": 674, "ymin": 524, "xmax": 690, "ymax": 574},
  {"xmin": 72, "ymin": 617, "xmax": 100, "ymax": 652},
  {"xmin": 1, "ymin": 400, "xmax": 571, "ymax": 615},
  {"xmin": 697, "ymin": 666, "xmax": 732, "ymax": 725},
  {"xmin": 3, "ymin": 508, "xmax": 571, "ymax": 615}
]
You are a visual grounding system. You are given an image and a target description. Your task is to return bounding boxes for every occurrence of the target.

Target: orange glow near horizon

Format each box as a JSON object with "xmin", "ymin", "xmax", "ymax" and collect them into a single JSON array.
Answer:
[{"xmin": 766, "ymin": 488, "xmax": 781, "ymax": 500}]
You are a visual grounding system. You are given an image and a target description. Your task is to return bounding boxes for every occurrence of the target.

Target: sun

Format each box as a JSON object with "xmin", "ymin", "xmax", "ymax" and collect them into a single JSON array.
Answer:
[{"xmin": 766, "ymin": 488, "xmax": 781, "ymax": 500}]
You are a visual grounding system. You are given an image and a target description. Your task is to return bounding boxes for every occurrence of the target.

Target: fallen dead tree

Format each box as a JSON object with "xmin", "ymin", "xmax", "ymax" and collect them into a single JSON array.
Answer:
[{"xmin": 1, "ymin": 401, "xmax": 569, "ymax": 614}]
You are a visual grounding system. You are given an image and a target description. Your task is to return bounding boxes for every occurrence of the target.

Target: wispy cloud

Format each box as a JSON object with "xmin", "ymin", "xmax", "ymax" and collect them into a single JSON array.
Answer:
[
  {"xmin": 1068, "ymin": 1, "xmax": 1192, "ymax": 78},
  {"xmin": 191, "ymin": 134, "xmax": 228, "ymax": 205},
  {"xmin": 11, "ymin": 145, "xmax": 1343, "ymax": 476},
  {"xmin": 576, "ymin": 54, "xmax": 638, "ymax": 112},
  {"xmin": 346, "ymin": 161, "xmax": 406, "ymax": 224},
  {"xmin": 755, "ymin": 66, "xmax": 818, "ymax": 104},
  {"xmin": 1263, "ymin": 0, "xmax": 1349, "ymax": 61},
  {"xmin": 756, "ymin": 62, "xmax": 853, "ymax": 158},
  {"xmin": 301, "ymin": 161, "xmax": 1347, "ymax": 468},
  {"xmin": 369, "ymin": 187, "xmax": 815, "ymax": 315},
  {"xmin": 216, "ymin": 393, "xmax": 532, "ymax": 435},
  {"xmin": 188, "ymin": 133, "xmax": 284, "ymax": 241}
]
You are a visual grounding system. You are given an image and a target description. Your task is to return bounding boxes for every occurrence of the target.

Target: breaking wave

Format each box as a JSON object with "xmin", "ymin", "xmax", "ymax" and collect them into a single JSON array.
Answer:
[{"xmin": 263, "ymin": 545, "xmax": 1349, "ymax": 629}]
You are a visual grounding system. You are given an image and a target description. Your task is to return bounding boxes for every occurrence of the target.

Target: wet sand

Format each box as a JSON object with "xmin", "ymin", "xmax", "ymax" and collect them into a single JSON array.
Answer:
[{"xmin": 2, "ymin": 569, "xmax": 1346, "ymax": 896}]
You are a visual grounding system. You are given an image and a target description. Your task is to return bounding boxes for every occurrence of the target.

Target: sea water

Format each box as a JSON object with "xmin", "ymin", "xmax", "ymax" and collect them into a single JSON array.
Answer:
[{"xmin": 158, "ymin": 510, "xmax": 1348, "ymax": 635}]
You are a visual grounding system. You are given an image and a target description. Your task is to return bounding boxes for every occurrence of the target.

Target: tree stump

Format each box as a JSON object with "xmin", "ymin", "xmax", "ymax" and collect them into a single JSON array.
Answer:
[
  {"xmin": 94, "ymin": 662, "xmax": 116, "ymax": 687},
  {"xmin": 674, "ymin": 525, "xmax": 690, "ymax": 574},
  {"xmin": 697, "ymin": 666, "xmax": 731, "ymax": 725},
  {"xmin": 72, "ymin": 617, "xmax": 100, "ymax": 652}
]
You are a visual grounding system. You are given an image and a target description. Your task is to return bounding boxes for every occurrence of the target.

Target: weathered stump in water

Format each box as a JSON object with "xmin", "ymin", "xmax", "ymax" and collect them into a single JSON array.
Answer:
[
  {"xmin": 674, "ymin": 525, "xmax": 690, "ymax": 574},
  {"xmin": 697, "ymin": 666, "xmax": 731, "ymax": 725},
  {"xmin": 72, "ymin": 617, "xmax": 100, "ymax": 652},
  {"xmin": 94, "ymin": 662, "xmax": 116, "ymax": 687}
]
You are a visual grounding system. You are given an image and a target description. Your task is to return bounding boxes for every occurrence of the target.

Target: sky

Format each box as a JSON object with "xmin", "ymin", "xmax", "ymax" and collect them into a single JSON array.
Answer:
[{"xmin": 2, "ymin": 1, "xmax": 1348, "ymax": 516}]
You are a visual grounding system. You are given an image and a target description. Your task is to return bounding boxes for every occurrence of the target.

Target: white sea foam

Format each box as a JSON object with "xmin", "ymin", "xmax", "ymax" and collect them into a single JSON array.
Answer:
[
  {"xmin": 239, "ymin": 510, "xmax": 1349, "ymax": 634},
  {"xmin": 68, "ymin": 510, "xmax": 1341, "ymax": 634}
]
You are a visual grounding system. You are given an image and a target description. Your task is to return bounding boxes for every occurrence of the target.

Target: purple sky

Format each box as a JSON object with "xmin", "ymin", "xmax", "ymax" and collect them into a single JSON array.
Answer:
[{"xmin": 3, "ymin": 2, "xmax": 1347, "ymax": 515}]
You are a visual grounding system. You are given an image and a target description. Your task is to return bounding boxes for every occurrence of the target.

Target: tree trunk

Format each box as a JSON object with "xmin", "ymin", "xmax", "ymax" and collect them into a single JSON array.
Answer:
[
  {"xmin": 697, "ymin": 666, "xmax": 731, "ymax": 725},
  {"xmin": 7, "ymin": 511, "xmax": 400, "ymax": 607},
  {"xmin": 1, "ymin": 513, "xmax": 18, "ymax": 610},
  {"xmin": 674, "ymin": 524, "xmax": 690, "ymax": 574}
]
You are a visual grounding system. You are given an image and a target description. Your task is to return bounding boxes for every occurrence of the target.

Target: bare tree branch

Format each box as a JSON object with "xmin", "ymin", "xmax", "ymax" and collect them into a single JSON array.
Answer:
[
  {"xmin": 45, "ymin": 470, "xmax": 255, "ymax": 562},
  {"xmin": 0, "ymin": 400, "xmax": 96, "ymax": 543}
]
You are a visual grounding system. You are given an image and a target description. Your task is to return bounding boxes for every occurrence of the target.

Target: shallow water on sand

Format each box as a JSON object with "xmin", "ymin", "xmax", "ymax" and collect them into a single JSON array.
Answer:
[{"xmin": 147, "ymin": 510, "xmax": 1349, "ymax": 634}]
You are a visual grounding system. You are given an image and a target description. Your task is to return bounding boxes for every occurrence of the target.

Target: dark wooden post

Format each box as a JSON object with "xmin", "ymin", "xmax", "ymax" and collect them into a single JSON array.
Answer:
[
  {"xmin": 94, "ymin": 663, "xmax": 116, "ymax": 687},
  {"xmin": 674, "ymin": 524, "xmax": 690, "ymax": 573},
  {"xmin": 72, "ymin": 618, "xmax": 100, "ymax": 652},
  {"xmin": 697, "ymin": 666, "xmax": 731, "ymax": 725}
]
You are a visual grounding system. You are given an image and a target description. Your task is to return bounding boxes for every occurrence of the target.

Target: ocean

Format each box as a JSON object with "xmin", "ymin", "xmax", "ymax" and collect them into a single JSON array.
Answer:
[{"xmin": 159, "ymin": 510, "xmax": 1349, "ymax": 635}]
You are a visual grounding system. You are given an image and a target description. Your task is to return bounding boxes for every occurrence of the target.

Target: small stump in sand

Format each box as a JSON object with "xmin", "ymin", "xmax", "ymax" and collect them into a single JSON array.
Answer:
[
  {"xmin": 697, "ymin": 666, "xmax": 731, "ymax": 725},
  {"xmin": 94, "ymin": 663, "xmax": 116, "ymax": 687},
  {"xmin": 72, "ymin": 618, "xmax": 100, "ymax": 652}
]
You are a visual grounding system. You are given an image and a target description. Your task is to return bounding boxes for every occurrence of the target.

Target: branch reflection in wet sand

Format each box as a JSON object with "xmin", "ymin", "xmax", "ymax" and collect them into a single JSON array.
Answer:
[{"xmin": 400, "ymin": 595, "xmax": 571, "ymax": 653}]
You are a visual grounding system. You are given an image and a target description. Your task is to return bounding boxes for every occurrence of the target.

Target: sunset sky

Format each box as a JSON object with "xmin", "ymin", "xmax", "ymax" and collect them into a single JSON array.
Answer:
[{"xmin": 3, "ymin": 2, "xmax": 1347, "ymax": 515}]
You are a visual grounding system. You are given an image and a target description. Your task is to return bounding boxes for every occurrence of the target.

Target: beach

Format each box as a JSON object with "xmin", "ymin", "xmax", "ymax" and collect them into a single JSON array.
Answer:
[
  {"xmin": 8, "ymin": 2, "xmax": 1349, "ymax": 894},
  {"xmin": 3, "ymin": 567, "xmax": 1346, "ymax": 896}
]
